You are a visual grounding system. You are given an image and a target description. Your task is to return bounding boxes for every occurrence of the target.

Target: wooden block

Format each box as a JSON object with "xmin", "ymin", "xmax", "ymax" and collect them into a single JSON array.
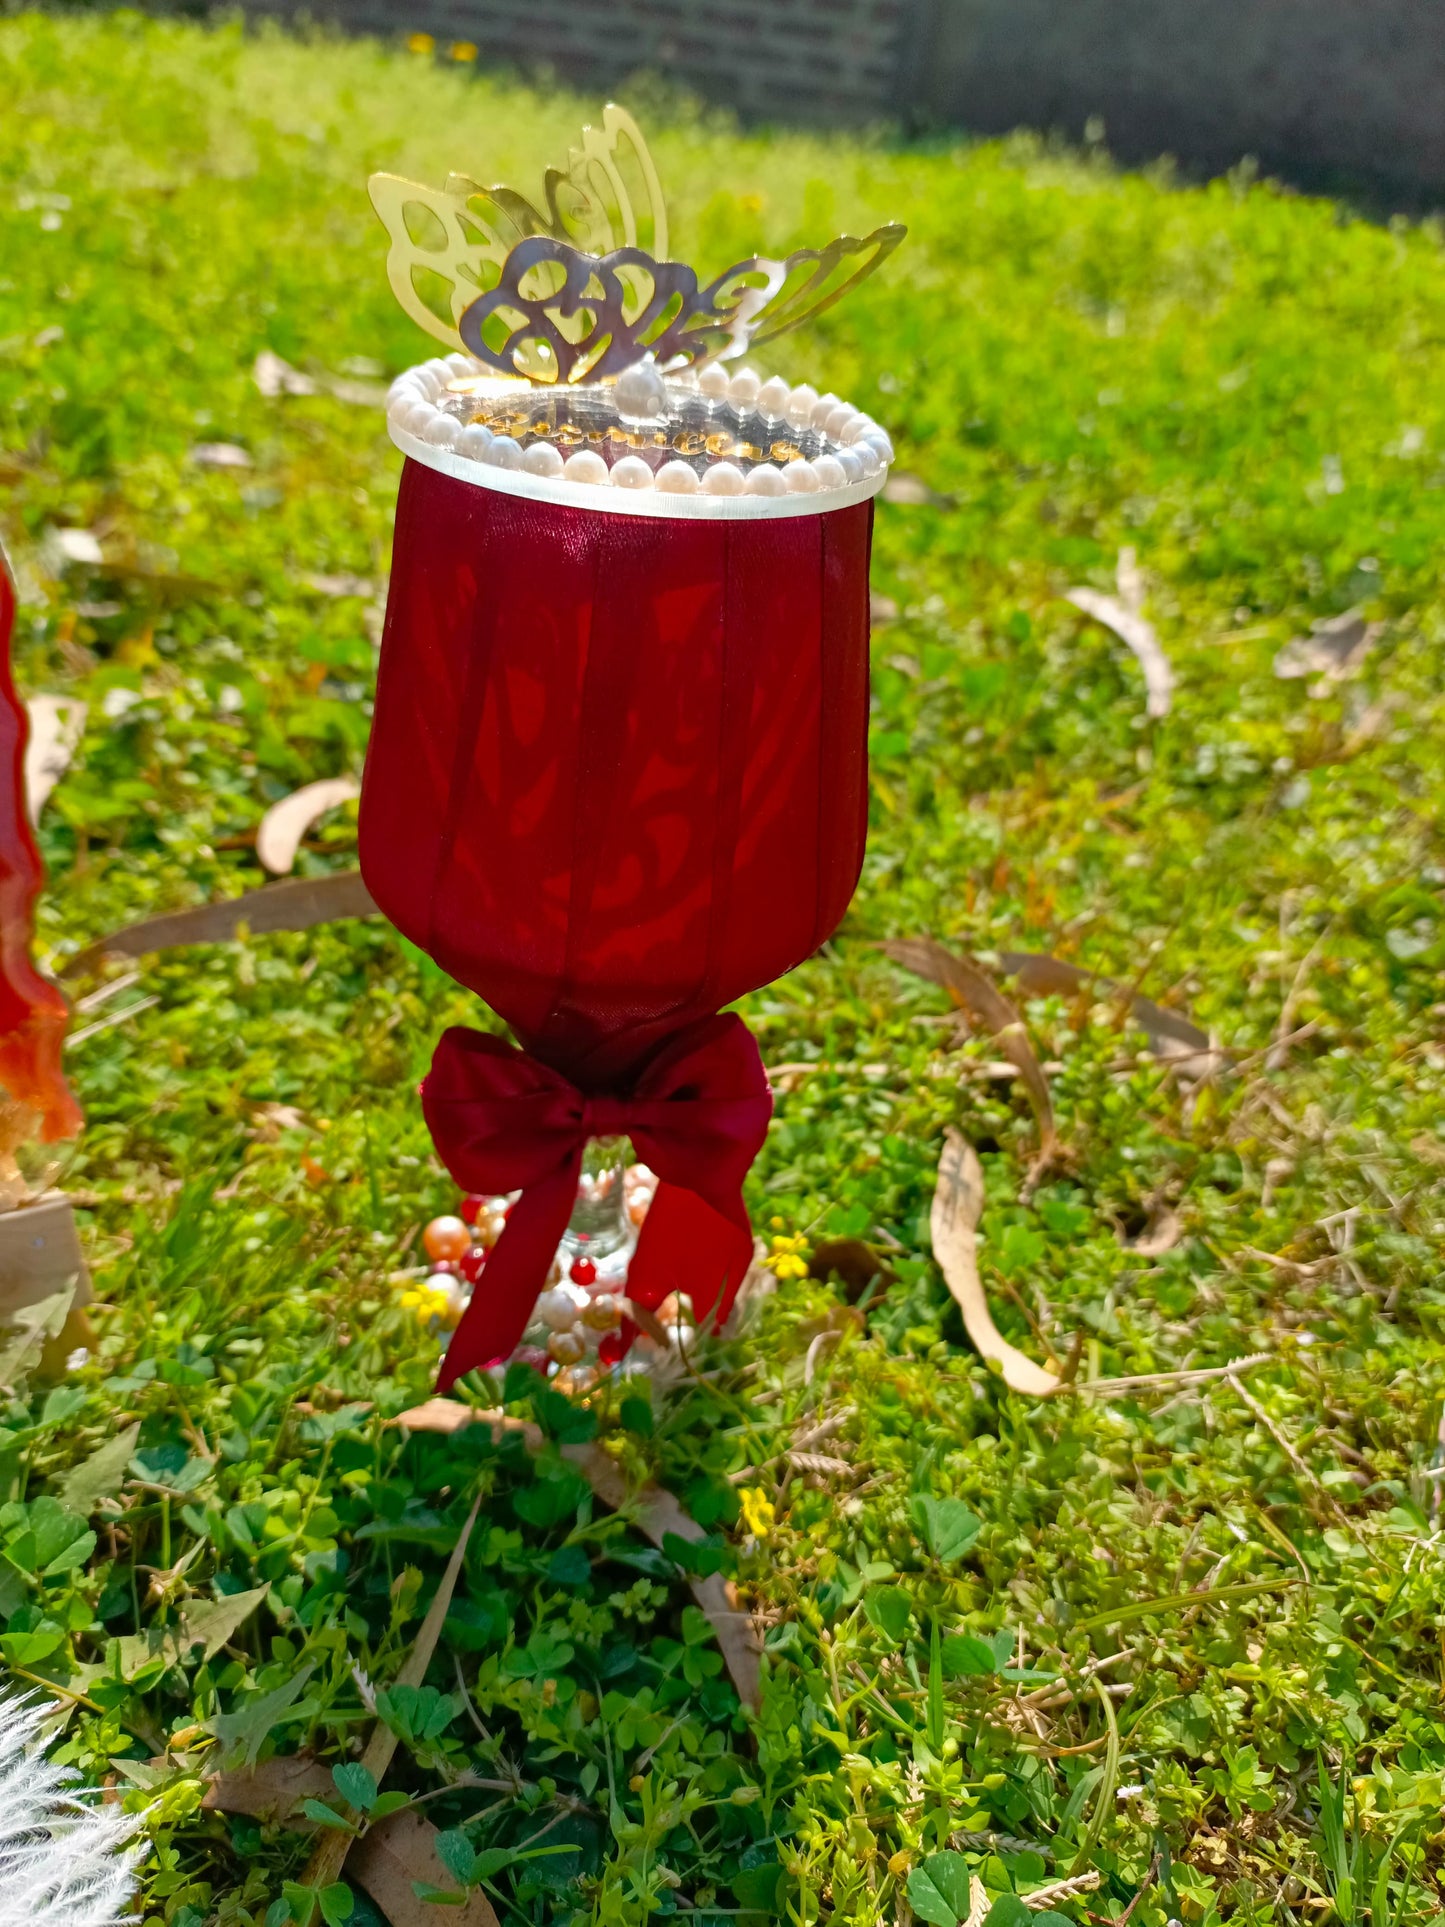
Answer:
[{"xmin": 0, "ymin": 1191, "xmax": 92, "ymax": 1319}]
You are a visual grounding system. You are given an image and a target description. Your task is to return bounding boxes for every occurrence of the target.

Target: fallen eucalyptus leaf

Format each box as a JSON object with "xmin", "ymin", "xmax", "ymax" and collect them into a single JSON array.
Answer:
[
  {"xmin": 994, "ymin": 950, "xmax": 1221, "ymax": 1073},
  {"xmin": 350, "ymin": 1809, "xmax": 501, "ymax": 1927},
  {"xmin": 62, "ymin": 870, "xmax": 378, "ymax": 976},
  {"xmin": 882, "ymin": 938, "xmax": 1056, "ymax": 1164},
  {"xmin": 203, "ymin": 1761, "xmax": 502, "ymax": 1927},
  {"xmin": 931, "ymin": 1129, "xmax": 1061, "ymax": 1397},
  {"xmin": 807, "ymin": 1238, "xmax": 895, "ymax": 1305},
  {"xmin": 1125, "ymin": 1206, "xmax": 1183, "ymax": 1257},
  {"xmin": 253, "ymin": 348, "xmax": 318, "ymax": 398},
  {"xmin": 44, "ymin": 527, "xmax": 103, "ymax": 569},
  {"xmin": 1274, "ymin": 606, "xmax": 1379, "ymax": 683},
  {"xmin": 190, "ymin": 442, "xmax": 252, "ymax": 470},
  {"xmin": 394, "ymin": 1402, "xmax": 762, "ymax": 1710},
  {"xmin": 883, "ymin": 472, "xmax": 955, "ymax": 508},
  {"xmin": 256, "ymin": 776, "xmax": 361, "ymax": 876},
  {"xmin": 1066, "ymin": 549, "xmax": 1173, "ymax": 718},
  {"xmin": 299, "ymin": 1496, "xmax": 482, "ymax": 1893},
  {"xmin": 24, "ymin": 694, "xmax": 86, "ymax": 821}
]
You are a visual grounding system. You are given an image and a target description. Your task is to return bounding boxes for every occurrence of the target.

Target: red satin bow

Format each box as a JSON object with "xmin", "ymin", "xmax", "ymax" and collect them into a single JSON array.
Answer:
[{"xmin": 421, "ymin": 1014, "xmax": 773, "ymax": 1391}]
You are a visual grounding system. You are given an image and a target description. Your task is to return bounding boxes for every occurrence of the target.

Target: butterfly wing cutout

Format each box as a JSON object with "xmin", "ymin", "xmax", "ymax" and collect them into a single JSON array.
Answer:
[
  {"xmin": 368, "ymin": 104, "xmax": 667, "ymax": 351},
  {"xmin": 746, "ymin": 224, "xmax": 907, "ymax": 348},
  {"xmin": 457, "ymin": 225, "xmax": 908, "ymax": 384}
]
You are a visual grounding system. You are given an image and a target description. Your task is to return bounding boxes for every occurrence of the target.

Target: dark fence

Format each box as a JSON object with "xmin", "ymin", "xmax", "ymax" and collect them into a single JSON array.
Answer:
[{"xmin": 248, "ymin": 0, "xmax": 1445, "ymax": 200}]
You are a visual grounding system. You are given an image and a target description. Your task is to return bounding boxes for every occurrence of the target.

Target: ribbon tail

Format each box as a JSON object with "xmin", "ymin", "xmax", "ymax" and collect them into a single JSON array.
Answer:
[
  {"xmin": 626, "ymin": 1179, "xmax": 755, "ymax": 1333},
  {"xmin": 437, "ymin": 1155, "xmax": 580, "ymax": 1392}
]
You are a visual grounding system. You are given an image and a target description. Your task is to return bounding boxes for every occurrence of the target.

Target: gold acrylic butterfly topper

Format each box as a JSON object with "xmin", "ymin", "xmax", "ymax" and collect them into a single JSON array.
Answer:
[
  {"xmin": 370, "ymin": 108, "xmax": 906, "ymax": 381},
  {"xmin": 369, "ymin": 105, "xmax": 667, "ymax": 349}
]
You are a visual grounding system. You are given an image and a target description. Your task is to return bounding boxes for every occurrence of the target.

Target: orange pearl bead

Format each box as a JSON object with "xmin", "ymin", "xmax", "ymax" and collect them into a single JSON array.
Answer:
[{"xmin": 423, "ymin": 1214, "xmax": 471, "ymax": 1263}]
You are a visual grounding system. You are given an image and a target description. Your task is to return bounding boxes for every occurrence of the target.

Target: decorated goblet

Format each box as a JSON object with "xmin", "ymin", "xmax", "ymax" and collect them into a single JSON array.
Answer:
[{"xmin": 359, "ymin": 111, "xmax": 902, "ymax": 1388}]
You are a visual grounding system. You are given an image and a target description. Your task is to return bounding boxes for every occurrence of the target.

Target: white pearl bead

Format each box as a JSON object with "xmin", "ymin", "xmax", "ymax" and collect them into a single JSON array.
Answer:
[
  {"xmin": 423, "ymin": 412, "xmax": 462, "ymax": 449},
  {"xmin": 785, "ymin": 460, "xmax": 820, "ymax": 493},
  {"xmin": 537, "ymin": 1286, "xmax": 581, "ymax": 1333},
  {"xmin": 701, "ymin": 461, "xmax": 745, "ymax": 496},
  {"xmin": 811, "ymin": 392, "xmax": 841, "ymax": 429},
  {"xmin": 483, "ymin": 434, "xmax": 523, "ymax": 469},
  {"xmin": 860, "ymin": 427, "xmax": 894, "ymax": 462},
  {"xmin": 727, "ymin": 366, "xmax": 761, "ymax": 407},
  {"xmin": 563, "ymin": 448, "xmax": 609, "ymax": 486},
  {"xmin": 615, "ymin": 358, "xmax": 669, "ymax": 420},
  {"xmin": 812, "ymin": 454, "xmax": 847, "ymax": 491},
  {"xmin": 399, "ymin": 400, "xmax": 436, "ymax": 436},
  {"xmin": 743, "ymin": 464, "xmax": 787, "ymax": 497},
  {"xmin": 522, "ymin": 440, "xmax": 563, "ymax": 477},
  {"xmin": 824, "ymin": 404, "xmax": 858, "ymax": 442},
  {"xmin": 444, "ymin": 351, "xmax": 474, "ymax": 377},
  {"xmin": 421, "ymin": 360, "xmax": 450, "ymax": 396},
  {"xmin": 785, "ymin": 384, "xmax": 819, "ymax": 428},
  {"xmin": 697, "ymin": 362, "xmax": 729, "ymax": 399},
  {"xmin": 755, "ymin": 376, "xmax": 790, "ymax": 418},
  {"xmin": 655, "ymin": 459, "xmax": 700, "ymax": 494},
  {"xmin": 835, "ymin": 449, "xmax": 864, "ymax": 484},
  {"xmin": 387, "ymin": 375, "xmax": 420, "ymax": 405},
  {"xmin": 841, "ymin": 415, "xmax": 872, "ymax": 445},
  {"xmin": 458, "ymin": 422, "xmax": 494, "ymax": 460},
  {"xmin": 854, "ymin": 443, "xmax": 881, "ymax": 478},
  {"xmin": 610, "ymin": 454, "xmax": 655, "ymax": 490}
]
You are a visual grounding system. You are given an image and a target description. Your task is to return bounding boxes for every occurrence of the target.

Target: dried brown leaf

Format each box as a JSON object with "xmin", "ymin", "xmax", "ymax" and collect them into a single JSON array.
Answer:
[
  {"xmin": 1125, "ymin": 1206, "xmax": 1183, "ymax": 1257},
  {"xmin": 393, "ymin": 1401, "xmax": 762, "ymax": 1709},
  {"xmin": 351, "ymin": 1809, "xmax": 502, "ymax": 1927},
  {"xmin": 202, "ymin": 1753, "xmax": 329, "ymax": 1821},
  {"xmin": 300, "ymin": 1494, "xmax": 482, "ymax": 1892},
  {"xmin": 24, "ymin": 694, "xmax": 86, "ymax": 821},
  {"xmin": 882, "ymin": 472, "xmax": 956, "ymax": 508},
  {"xmin": 995, "ymin": 950, "xmax": 1216, "ymax": 1068},
  {"xmin": 1273, "ymin": 606, "xmax": 1378, "ymax": 684},
  {"xmin": 1066, "ymin": 561, "xmax": 1174, "ymax": 719},
  {"xmin": 256, "ymin": 776, "xmax": 361, "ymax": 876},
  {"xmin": 882, "ymin": 938, "xmax": 1057, "ymax": 1162},
  {"xmin": 807, "ymin": 1237, "xmax": 894, "ymax": 1305},
  {"xmin": 204, "ymin": 1761, "xmax": 501, "ymax": 1927},
  {"xmin": 931, "ymin": 1128, "xmax": 1062, "ymax": 1397},
  {"xmin": 62, "ymin": 870, "xmax": 378, "ymax": 976}
]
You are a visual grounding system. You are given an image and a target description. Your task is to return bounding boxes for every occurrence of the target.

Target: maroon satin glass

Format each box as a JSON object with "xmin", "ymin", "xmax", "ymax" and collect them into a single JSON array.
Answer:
[{"xmin": 359, "ymin": 458, "xmax": 873, "ymax": 1089}]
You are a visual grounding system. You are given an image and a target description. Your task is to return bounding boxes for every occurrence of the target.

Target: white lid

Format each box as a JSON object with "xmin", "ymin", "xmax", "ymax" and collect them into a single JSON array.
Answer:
[{"xmin": 389, "ymin": 419, "xmax": 887, "ymax": 522}]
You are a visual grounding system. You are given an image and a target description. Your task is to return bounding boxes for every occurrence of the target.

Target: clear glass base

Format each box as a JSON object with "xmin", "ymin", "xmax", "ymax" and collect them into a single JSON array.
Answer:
[{"xmin": 561, "ymin": 1134, "xmax": 634, "ymax": 1278}]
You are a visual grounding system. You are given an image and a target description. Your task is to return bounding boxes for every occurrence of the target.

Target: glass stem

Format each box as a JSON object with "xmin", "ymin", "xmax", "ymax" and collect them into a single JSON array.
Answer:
[{"xmin": 562, "ymin": 1134, "xmax": 632, "ymax": 1265}]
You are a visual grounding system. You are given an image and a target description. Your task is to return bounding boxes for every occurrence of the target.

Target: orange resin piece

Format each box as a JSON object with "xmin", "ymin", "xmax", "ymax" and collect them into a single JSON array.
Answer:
[{"xmin": 0, "ymin": 547, "xmax": 82, "ymax": 1143}]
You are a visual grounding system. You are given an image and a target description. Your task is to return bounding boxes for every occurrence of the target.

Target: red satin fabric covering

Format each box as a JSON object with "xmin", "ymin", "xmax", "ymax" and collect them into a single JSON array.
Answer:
[
  {"xmin": 360, "ymin": 460, "xmax": 873, "ymax": 1087},
  {"xmin": 0, "ymin": 556, "xmax": 81, "ymax": 1140}
]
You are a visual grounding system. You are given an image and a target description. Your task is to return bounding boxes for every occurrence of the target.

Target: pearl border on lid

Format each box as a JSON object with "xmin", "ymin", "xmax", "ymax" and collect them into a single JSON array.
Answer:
[{"xmin": 384, "ymin": 356, "xmax": 895, "ymax": 522}]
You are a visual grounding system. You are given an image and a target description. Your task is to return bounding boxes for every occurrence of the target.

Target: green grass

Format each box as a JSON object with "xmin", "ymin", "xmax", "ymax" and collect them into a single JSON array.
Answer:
[{"xmin": 4, "ymin": 11, "xmax": 1445, "ymax": 1925}]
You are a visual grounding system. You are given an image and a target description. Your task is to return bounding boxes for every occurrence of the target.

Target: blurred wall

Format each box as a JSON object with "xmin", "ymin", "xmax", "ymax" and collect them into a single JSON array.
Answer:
[
  {"xmin": 904, "ymin": 0, "xmax": 1445, "ymax": 200},
  {"xmin": 251, "ymin": 0, "xmax": 1445, "ymax": 199}
]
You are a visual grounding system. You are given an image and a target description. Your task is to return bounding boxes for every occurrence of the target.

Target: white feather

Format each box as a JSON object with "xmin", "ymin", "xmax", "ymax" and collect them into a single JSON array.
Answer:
[{"xmin": 0, "ymin": 1690, "xmax": 147, "ymax": 1927}]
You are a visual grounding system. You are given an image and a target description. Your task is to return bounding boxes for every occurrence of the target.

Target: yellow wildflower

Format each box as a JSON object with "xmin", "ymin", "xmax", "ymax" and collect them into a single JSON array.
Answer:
[
  {"xmin": 449, "ymin": 40, "xmax": 478, "ymax": 60},
  {"xmin": 407, "ymin": 32, "xmax": 435, "ymax": 54},
  {"xmin": 399, "ymin": 1281, "xmax": 458, "ymax": 1329},
  {"xmin": 765, "ymin": 1232, "xmax": 809, "ymax": 1281},
  {"xmin": 738, "ymin": 1486, "xmax": 775, "ymax": 1537}
]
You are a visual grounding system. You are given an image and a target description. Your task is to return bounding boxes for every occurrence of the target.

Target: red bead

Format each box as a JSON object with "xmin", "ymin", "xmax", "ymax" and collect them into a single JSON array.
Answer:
[
  {"xmin": 460, "ymin": 1244, "xmax": 488, "ymax": 1283},
  {"xmin": 569, "ymin": 1256, "xmax": 597, "ymax": 1286},
  {"xmin": 459, "ymin": 1192, "xmax": 487, "ymax": 1225}
]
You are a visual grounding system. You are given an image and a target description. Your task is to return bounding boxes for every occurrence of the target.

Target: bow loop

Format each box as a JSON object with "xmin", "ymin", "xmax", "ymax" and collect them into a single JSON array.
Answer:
[{"xmin": 423, "ymin": 1016, "xmax": 772, "ymax": 1391}]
